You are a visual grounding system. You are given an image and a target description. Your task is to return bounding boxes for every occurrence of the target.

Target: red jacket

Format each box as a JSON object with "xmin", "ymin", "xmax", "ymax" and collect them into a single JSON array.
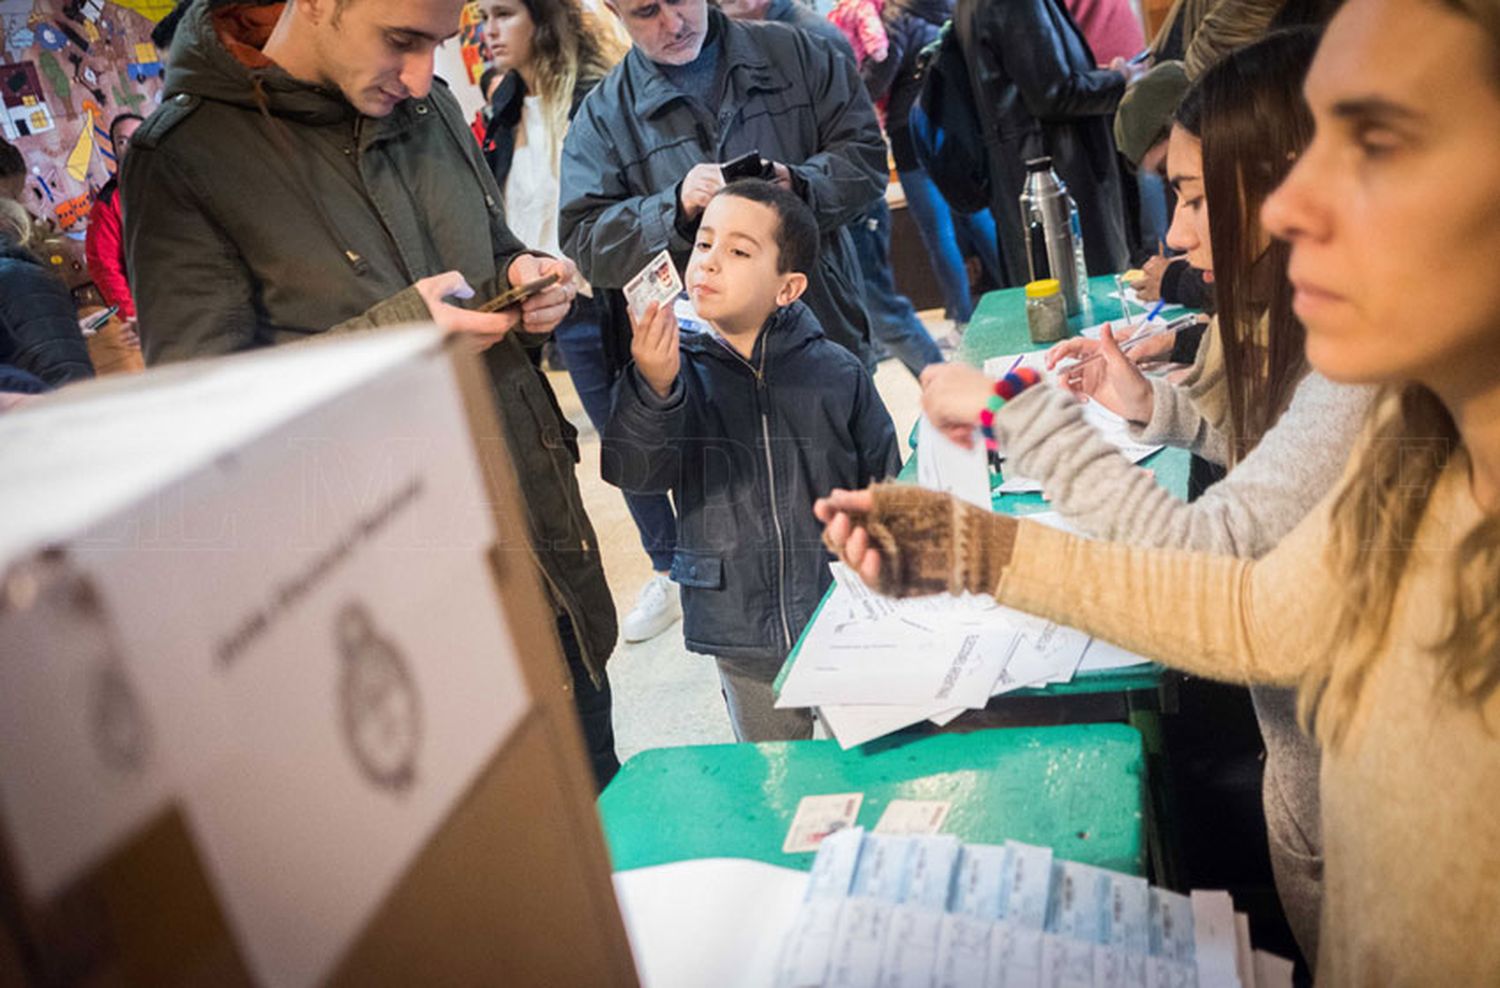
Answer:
[{"xmin": 85, "ymin": 180, "xmax": 136, "ymax": 319}]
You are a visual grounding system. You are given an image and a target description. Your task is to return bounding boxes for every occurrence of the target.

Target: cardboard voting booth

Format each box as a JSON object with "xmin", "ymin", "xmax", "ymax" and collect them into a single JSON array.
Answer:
[{"xmin": 0, "ymin": 328, "xmax": 637, "ymax": 986}]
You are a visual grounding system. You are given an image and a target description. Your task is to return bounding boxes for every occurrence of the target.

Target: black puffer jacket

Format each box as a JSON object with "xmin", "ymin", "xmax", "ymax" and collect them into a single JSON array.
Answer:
[
  {"xmin": 0, "ymin": 241, "xmax": 93, "ymax": 388},
  {"xmin": 603, "ymin": 303, "xmax": 900, "ymax": 658},
  {"xmin": 864, "ymin": 0, "xmax": 952, "ymax": 171},
  {"xmin": 957, "ymin": 0, "xmax": 1130, "ymax": 284}
]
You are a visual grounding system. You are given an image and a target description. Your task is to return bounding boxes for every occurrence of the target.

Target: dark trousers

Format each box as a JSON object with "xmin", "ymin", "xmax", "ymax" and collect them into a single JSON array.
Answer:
[
  {"xmin": 552, "ymin": 296, "xmax": 677, "ymax": 572},
  {"xmin": 557, "ymin": 614, "xmax": 619, "ymax": 791}
]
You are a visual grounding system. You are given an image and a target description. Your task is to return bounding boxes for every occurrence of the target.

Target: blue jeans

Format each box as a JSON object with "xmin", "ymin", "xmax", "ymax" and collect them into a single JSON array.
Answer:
[
  {"xmin": 898, "ymin": 167, "xmax": 1003, "ymax": 324},
  {"xmin": 552, "ymin": 297, "xmax": 677, "ymax": 572},
  {"xmin": 850, "ymin": 199, "xmax": 944, "ymax": 377}
]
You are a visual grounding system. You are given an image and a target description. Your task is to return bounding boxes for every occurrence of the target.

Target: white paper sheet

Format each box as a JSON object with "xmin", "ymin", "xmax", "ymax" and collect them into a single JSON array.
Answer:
[
  {"xmin": 916, "ymin": 415, "xmax": 992, "ymax": 510},
  {"xmin": 613, "ymin": 859, "xmax": 811, "ymax": 988}
]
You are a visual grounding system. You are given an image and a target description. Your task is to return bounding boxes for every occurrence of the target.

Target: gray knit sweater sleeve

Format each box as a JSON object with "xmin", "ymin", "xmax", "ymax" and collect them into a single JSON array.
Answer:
[
  {"xmin": 996, "ymin": 373, "xmax": 1376, "ymax": 557},
  {"xmin": 1128, "ymin": 318, "xmax": 1230, "ymax": 464},
  {"xmin": 1132, "ymin": 375, "xmax": 1231, "ymax": 464}
]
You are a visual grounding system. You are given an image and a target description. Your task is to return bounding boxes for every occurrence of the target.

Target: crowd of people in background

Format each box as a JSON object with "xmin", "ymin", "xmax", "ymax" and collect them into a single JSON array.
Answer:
[{"xmin": 4, "ymin": 0, "xmax": 1499, "ymax": 980}]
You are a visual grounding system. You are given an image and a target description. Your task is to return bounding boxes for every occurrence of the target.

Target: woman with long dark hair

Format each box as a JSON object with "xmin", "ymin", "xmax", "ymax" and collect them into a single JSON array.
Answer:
[{"xmin": 819, "ymin": 0, "xmax": 1500, "ymax": 978}]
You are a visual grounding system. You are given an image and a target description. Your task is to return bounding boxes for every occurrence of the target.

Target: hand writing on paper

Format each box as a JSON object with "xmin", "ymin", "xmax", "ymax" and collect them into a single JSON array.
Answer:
[{"xmin": 1047, "ymin": 324, "xmax": 1155, "ymax": 423}]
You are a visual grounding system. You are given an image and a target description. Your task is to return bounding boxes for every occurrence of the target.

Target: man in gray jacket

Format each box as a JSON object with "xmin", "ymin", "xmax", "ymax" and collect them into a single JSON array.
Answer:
[
  {"xmin": 559, "ymin": 0, "xmax": 888, "ymax": 369},
  {"xmin": 123, "ymin": 0, "xmax": 621, "ymax": 787}
]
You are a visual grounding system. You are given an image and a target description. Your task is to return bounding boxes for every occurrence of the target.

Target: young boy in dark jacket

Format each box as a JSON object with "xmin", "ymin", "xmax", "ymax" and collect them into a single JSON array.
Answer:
[{"xmin": 604, "ymin": 180, "xmax": 901, "ymax": 741}]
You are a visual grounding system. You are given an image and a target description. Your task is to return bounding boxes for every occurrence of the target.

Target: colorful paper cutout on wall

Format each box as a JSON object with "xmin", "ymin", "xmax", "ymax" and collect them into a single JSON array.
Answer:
[
  {"xmin": 110, "ymin": 0, "xmax": 179, "ymax": 21},
  {"xmin": 55, "ymin": 191, "xmax": 91, "ymax": 229},
  {"xmin": 65, "ymin": 110, "xmax": 95, "ymax": 180},
  {"xmin": 2, "ymin": 61, "xmax": 55, "ymax": 139}
]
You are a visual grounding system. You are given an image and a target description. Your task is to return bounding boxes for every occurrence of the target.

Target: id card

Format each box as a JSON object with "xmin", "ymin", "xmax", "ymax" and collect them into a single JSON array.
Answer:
[
  {"xmin": 624, "ymin": 249, "xmax": 684, "ymax": 322},
  {"xmin": 784, "ymin": 792, "xmax": 864, "ymax": 853}
]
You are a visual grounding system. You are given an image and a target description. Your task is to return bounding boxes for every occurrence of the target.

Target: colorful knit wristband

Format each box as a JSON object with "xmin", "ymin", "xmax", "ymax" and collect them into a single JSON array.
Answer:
[{"xmin": 977, "ymin": 368, "xmax": 1041, "ymax": 453}]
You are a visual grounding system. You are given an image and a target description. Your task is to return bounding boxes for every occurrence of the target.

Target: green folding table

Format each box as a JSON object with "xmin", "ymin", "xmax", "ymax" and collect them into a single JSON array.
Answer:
[
  {"xmin": 599, "ymin": 725, "xmax": 1147, "ymax": 878},
  {"xmin": 772, "ymin": 276, "xmax": 1195, "ymax": 883}
]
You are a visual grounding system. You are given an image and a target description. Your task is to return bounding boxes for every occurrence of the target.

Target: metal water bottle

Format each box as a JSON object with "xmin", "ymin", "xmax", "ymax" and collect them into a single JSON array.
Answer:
[{"xmin": 1019, "ymin": 157, "xmax": 1089, "ymax": 316}]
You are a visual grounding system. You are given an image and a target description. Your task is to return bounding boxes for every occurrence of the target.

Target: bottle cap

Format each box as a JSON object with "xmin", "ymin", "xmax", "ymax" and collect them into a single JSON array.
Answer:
[
  {"xmin": 1025, "ymin": 156, "xmax": 1054, "ymax": 172},
  {"xmin": 1025, "ymin": 279, "xmax": 1062, "ymax": 298}
]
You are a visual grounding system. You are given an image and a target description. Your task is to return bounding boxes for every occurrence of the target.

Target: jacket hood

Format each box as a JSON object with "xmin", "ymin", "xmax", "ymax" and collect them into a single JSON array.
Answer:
[
  {"xmin": 682, "ymin": 300, "xmax": 826, "ymax": 367},
  {"xmin": 164, "ymin": 0, "xmax": 356, "ymax": 124}
]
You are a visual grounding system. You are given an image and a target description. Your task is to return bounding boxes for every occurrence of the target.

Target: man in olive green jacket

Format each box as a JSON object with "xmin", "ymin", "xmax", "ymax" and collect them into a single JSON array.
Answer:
[{"xmin": 124, "ymin": 0, "xmax": 621, "ymax": 787}]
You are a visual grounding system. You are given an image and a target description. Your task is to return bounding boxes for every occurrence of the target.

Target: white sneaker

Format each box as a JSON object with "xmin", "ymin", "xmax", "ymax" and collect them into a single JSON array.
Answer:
[{"xmin": 621, "ymin": 573, "xmax": 682, "ymax": 643}]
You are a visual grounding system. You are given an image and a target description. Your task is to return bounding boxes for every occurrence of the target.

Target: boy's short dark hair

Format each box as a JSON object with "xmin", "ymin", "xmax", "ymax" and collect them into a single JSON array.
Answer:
[{"xmin": 715, "ymin": 179, "xmax": 818, "ymax": 277}]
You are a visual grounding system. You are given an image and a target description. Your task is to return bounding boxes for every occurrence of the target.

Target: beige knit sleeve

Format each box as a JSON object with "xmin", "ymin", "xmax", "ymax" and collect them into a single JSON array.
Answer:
[{"xmin": 993, "ymin": 482, "xmax": 1346, "ymax": 687}]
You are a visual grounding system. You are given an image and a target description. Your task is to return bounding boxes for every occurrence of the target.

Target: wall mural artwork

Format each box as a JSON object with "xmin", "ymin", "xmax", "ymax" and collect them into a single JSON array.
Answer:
[
  {"xmin": 2, "ymin": 0, "xmax": 167, "ymax": 258},
  {"xmin": 458, "ymin": 1, "xmax": 484, "ymax": 86}
]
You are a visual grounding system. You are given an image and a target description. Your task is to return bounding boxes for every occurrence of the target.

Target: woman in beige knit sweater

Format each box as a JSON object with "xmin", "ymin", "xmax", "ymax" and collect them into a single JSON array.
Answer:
[
  {"xmin": 921, "ymin": 29, "xmax": 1366, "ymax": 966},
  {"xmin": 816, "ymin": 0, "xmax": 1500, "ymax": 981}
]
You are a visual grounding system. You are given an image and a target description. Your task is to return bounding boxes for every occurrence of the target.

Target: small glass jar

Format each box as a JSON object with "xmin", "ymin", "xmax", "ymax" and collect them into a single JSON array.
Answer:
[{"xmin": 1025, "ymin": 278, "xmax": 1068, "ymax": 344}]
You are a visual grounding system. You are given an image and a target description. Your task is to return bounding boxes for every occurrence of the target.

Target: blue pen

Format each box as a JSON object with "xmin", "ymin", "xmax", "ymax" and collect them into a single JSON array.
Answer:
[{"xmin": 1141, "ymin": 300, "xmax": 1167, "ymax": 326}]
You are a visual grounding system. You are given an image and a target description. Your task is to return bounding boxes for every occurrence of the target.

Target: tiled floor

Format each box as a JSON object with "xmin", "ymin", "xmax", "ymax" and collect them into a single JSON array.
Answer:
[{"xmin": 548, "ymin": 314, "xmax": 943, "ymax": 762}]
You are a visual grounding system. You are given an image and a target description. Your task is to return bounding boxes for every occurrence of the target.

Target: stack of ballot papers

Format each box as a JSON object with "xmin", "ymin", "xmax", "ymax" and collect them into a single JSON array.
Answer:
[
  {"xmin": 775, "ymin": 560, "xmax": 1150, "ymax": 749},
  {"xmin": 773, "ymin": 828, "xmax": 1295, "ymax": 988}
]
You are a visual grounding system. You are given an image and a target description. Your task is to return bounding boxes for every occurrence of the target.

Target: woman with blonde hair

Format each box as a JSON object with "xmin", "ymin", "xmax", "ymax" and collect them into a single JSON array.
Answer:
[
  {"xmin": 818, "ymin": 0, "xmax": 1500, "ymax": 979},
  {"xmin": 0, "ymin": 198, "xmax": 93, "ymax": 389},
  {"xmin": 479, "ymin": 0, "xmax": 682, "ymax": 645}
]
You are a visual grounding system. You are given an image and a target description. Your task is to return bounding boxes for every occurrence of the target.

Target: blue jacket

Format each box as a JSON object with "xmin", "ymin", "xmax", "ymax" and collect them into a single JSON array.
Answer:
[
  {"xmin": 603, "ymin": 302, "xmax": 901, "ymax": 658},
  {"xmin": 0, "ymin": 241, "xmax": 93, "ymax": 389}
]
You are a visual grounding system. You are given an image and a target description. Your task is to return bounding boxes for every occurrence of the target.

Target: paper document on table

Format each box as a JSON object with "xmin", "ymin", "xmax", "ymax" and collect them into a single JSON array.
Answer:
[
  {"xmin": 818, "ymin": 701, "xmax": 958, "ymax": 750},
  {"xmin": 916, "ymin": 415, "xmax": 992, "ymax": 510},
  {"xmin": 777, "ymin": 621, "xmax": 1013, "ymax": 709},
  {"xmin": 782, "ymin": 564, "xmax": 1145, "ymax": 747},
  {"xmin": 613, "ymin": 858, "xmax": 810, "ymax": 988}
]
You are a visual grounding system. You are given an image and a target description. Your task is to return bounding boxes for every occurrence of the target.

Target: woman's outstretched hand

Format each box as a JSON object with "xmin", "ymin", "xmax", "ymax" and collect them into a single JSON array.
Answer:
[{"xmin": 815, "ymin": 485, "xmax": 1021, "ymax": 599}]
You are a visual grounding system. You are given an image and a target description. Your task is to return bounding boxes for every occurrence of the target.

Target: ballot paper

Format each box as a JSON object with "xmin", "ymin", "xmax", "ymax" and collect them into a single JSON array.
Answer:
[
  {"xmin": 779, "ymin": 564, "xmax": 1122, "ymax": 748},
  {"xmin": 625, "ymin": 249, "xmax": 684, "ymax": 321},
  {"xmin": 775, "ymin": 831, "xmax": 1293, "ymax": 988},
  {"xmin": 614, "ymin": 858, "xmax": 809, "ymax": 988},
  {"xmin": 916, "ymin": 415, "xmax": 991, "ymax": 510}
]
